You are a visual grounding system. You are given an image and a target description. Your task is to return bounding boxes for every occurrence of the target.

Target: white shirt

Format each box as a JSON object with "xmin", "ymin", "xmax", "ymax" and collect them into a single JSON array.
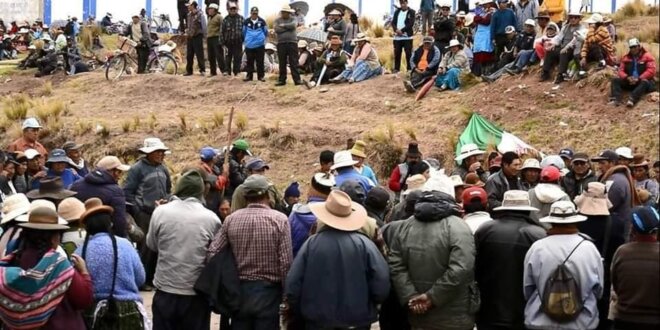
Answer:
[{"xmin": 463, "ymin": 211, "xmax": 493, "ymax": 234}]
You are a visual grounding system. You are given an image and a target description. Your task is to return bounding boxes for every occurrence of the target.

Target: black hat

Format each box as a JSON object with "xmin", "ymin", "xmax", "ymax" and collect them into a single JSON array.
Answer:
[
  {"xmin": 631, "ymin": 206, "xmax": 659, "ymax": 234},
  {"xmin": 591, "ymin": 150, "xmax": 618, "ymax": 163},
  {"xmin": 406, "ymin": 142, "xmax": 421, "ymax": 157},
  {"xmin": 365, "ymin": 187, "xmax": 391, "ymax": 211},
  {"xmin": 571, "ymin": 153, "xmax": 589, "ymax": 163}
]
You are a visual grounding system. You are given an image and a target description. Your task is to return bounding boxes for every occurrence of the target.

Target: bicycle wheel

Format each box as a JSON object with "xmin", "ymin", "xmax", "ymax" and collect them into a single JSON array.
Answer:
[
  {"xmin": 148, "ymin": 53, "xmax": 178, "ymax": 75},
  {"xmin": 163, "ymin": 20, "xmax": 172, "ymax": 33},
  {"xmin": 105, "ymin": 55, "xmax": 126, "ymax": 81}
]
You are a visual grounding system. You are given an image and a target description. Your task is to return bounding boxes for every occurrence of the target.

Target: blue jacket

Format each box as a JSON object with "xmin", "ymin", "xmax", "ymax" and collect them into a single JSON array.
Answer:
[
  {"xmin": 75, "ymin": 233, "xmax": 145, "ymax": 302},
  {"xmin": 288, "ymin": 196, "xmax": 325, "ymax": 257},
  {"xmin": 243, "ymin": 17, "xmax": 268, "ymax": 49},
  {"xmin": 286, "ymin": 228, "xmax": 390, "ymax": 328},
  {"xmin": 491, "ymin": 8, "xmax": 517, "ymax": 37},
  {"xmin": 420, "ymin": 0, "xmax": 435, "ymax": 12},
  {"xmin": 32, "ymin": 168, "xmax": 81, "ymax": 190},
  {"xmin": 335, "ymin": 168, "xmax": 375, "ymax": 193},
  {"xmin": 70, "ymin": 168, "xmax": 129, "ymax": 238}
]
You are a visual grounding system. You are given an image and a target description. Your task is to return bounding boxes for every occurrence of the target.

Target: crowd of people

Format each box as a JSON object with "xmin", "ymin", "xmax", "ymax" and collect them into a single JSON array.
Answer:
[{"xmin": 0, "ymin": 114, "xmax": 658, "ymax": 330}]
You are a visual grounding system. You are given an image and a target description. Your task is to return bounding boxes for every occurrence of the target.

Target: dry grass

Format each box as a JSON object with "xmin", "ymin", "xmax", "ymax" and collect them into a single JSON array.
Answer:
[
  {"xmin": 371, "ymin": 24, "xmax": 385, "ymax": 38},
  {"xmin": 178, "ymin": 112, "xmax": 188, "ymax": 132},
  {"xmin": 265, "ymin": 15, "xmax": 277, "ymax": 29},
  {"xmin": 2, "ymin": 94, "xmax": 31, "ymax": 121},
  {"xmin": 96, "ymin": 122, "xmax": 110, "ymax": 138},
  {"xmin": 132, "ymin": 115, "xmax": 141, "ymax": 131},
  {"xmin": 359, "ymin": 16, "xmax": 374, "ymax": 32},
  {"xmin": 41, "ymin": 81, "xmax": 53, "ymax": 96},
  {"xmin": 235, "ymin": 111, "xmax": 248, "ymax": 132},
  {"xmin": 73, "ymin": 120, "xmax": 93, "ymax": 136},
  {"xmin": 364, "ymin": 123, "xmax": 404, "ymax": 180},
  {"xmin": 147, "ymin": 113, "xmax": 158, "ymax": 132},
  {"xmin": 613, "ymin": 0, "xmax": 658, "ymax": 21},
  {"xmin": 80, "ymin": 25, "xmax": 103, "ymax": 52},
  {"xmin": 121, "ymin": 120, "xmax": 132, "ymax": 133},
  {"xmin": 34, "ymin": 99, "xmax": 67, "ymax": 123},
  {"xmin": 212, "ymin": 111, "xmax": 224, "ymax": 128}
]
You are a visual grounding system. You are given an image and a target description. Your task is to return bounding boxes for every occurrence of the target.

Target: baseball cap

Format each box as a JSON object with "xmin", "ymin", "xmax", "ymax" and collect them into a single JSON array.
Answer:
[
  {"xmin": 24, "ymin": 149, "xmax": 41, "ymax": 160},
  {"xmin": 631, "ymin": 206, "xmax": 659, "ymax": 234},
  {"xmin": 591, "ymin": 150, "xmax": 618, "ymax": 162},
  {"xmin": 422, "ymin": 36, "xmax": 434, "ymax": 43},
  {"xmin": 559, "ymin": 148, "xmax": 574, "ymax": 160},
  {"xmin": 246, "ymin": 158, "xmax": 270, "ymax": 171},
  {"xmin": 243, "ymin": 174, "xmax": 270, "ymax": 196},
  {"xmin": 199, "ymin": 147, "xmax": 217, "ymax": 161},
  {"xmin": 540, "ymin": 166, "xmax": 561, "ymax": 183},
  {"xmin": 231, "ymin": 139, "xmax": 252, "ymax": 156},
  {"xmin": 251, "ymin": 6, "xmax": 259, "ymax": 13},
  {"xmin": 505, "ymin": 25, "xmax": 515, "ymax": 34},
  {"xmin": 62, "ymin": 141, "xmax": 83, "ymax": 152},
  {"xmin": 462, "ymin": 186, "xmax": 487, "ymax": 207},
  {"xmin": 96, "ymin": 156, "xmax": 130, "ymax": 171},
  {"xmin": 208, "ymin": 3, "xmax": 219, "ymax": 10},
  {"xmin": 615, "ymin": 147, "xmax": 634, "ymax": 160},
  {"xmin": 571, "ymin": 153, "xmax": 589, "ymax": 163},
  {"xmin": 628, "ymin": 38, "xmax": 640, "ymax": 48},
  {"xmin": 22, "ymin": 117, "xmax": 42, "ymax": 130}
]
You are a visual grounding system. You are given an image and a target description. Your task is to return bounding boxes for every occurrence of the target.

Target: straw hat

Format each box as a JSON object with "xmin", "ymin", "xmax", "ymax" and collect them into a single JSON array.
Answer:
[
  {"xmin": 328, "ymin": 9, "xmax": 343, "ymax": 16},
  {"xmin": 402, "ymin": 174, "xmax": 427, "ymax": 196},
  {"xmin": 280, "ymin": 4, "xmax": 296, "ymax": 13},
  {"xmin": 80, "ymin": 198, "xmax": 114, "ymax": 224},
  {"xmin": 1, "ymin": 193, "xmax": 31, "ymax": 224},
  {"xmin": 521, "ymin": 158, "xmax": 541, "ymax": 171},
  {"xmin": 455, "ymin": 143, "xmax": 485, "ymax": 162},
  {"xmin": 310, "ymin": 190, "xmax": 367, "ymax": 231},
  {"xmin": 493, "ymin": 190, "xmax": 539, "ymax": 212},
  {"xmin": 330, "ymin": 151, "xmax": 358, "ymax": 170},
  {"xmin": 58, "ymin": 197, "xmax": 86, "ymax": 222},
  {"xmin": 16, "ymin": 200, "xmax": 69, "ymax": 227},
  {"xmin": 353, "ymin": 33, "xmax": 370, "ymax": 43},
  {"xmin": 297, "ymin": 39, "xmax": 308, "ymax": 49},
  {"xmin": 540, "ymin": 201, "xmax": 587, "ymax": 224},
  {"xmin": 446, "ymin": 39, "xmax": 463, "ymax": 49},
  {"xmin": 464, "ymin": 13, "xmax": 475, "ymax": 26},
  {"xmin": 138, "ymin": 137, "xmax": 170, "ymax": 154},
  {"xmin": 350, "ymin": 140, "xmax": 367, "ymax": 158},
  {"xmin": 450, "ymin": 175, "xmax": 470, "ymax": 189},
  {"xmin": 26, "ymin": 177, "xmax": 77, "ymax": 200},
  {"xmin": 574, "ymin": 182, "xmax": 612, "ymax": 216},
  {"xmin": 615, "ymin": 147, "xmax": 634, "ymax": 160},
  {"xmin": 585, "ymin": 13, "xmax": 603, "ymax": 24}
]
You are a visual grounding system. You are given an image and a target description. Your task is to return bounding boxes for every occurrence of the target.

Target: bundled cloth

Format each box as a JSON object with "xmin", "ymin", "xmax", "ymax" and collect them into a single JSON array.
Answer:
[{"xmin": 0, "ymin": 250, "xmax": 74, "ymax": 329}]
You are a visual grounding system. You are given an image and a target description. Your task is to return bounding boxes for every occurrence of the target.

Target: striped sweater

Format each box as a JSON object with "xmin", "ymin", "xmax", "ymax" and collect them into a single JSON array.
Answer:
[{"xmin": 581, "ymin": 25, "xmax": 614, "ymax": 60}]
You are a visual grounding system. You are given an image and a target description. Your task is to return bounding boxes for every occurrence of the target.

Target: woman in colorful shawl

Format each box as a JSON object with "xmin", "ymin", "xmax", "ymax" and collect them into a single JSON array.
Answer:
[
  {"xmin": 75, "ymin": 198, "xmax": 149, "ymax": 329},
  {"xmin": 0, "ymin": 202, "xmax": 93, "ymax": 330},
  {"xmin": 472, "ymin": 1, "xmax": 497, "ymax": 76},
  {"xmin": 435, "ymin": 39, "xmax": 471, "ymax": 91},
  {"xmin": 332, "ymin": 33, "xmax": 382, "ymax": 84}
]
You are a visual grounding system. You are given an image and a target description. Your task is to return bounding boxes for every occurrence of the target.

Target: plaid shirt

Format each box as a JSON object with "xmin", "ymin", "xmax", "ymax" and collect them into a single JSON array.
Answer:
[
  {"xmin": 221, "ymin": 14, "xmax": 244, "ymax": 44},
  {"xmin": 208, "ymin": 204, "xmax": 292, "ymax": 284}
]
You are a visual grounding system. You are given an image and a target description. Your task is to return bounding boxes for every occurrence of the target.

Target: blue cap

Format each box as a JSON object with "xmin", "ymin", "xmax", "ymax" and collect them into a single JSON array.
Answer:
[
  {"xmin": 631, "ymin": 206, "xmax": 660, "ymax": 234},
  {"xmin": 246, "ymin": 158, "xmax": 270, "ymax": 171},
  {"xmin": 284, "ymin": 182, "xmax": 300, "ymax": 198},
  {"xmin": 199, "ymin": 147, "xmax": 217, "ymax": 161},
  {"xmin": 559, "ymin": 148, "xmax": 574, "ymax": 160}
]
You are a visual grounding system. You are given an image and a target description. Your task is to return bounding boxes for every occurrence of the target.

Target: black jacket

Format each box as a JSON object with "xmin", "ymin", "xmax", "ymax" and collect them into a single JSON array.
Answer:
[
  {"xmin": 391, "ymin": 8, "xmax": 416, "ymax": 37},
  {"xmin": 485, "ymin": 170, "xmax": 522, "ymax": 211},
  {"xmin": 194, "ymin": 246, "xmax": 241, "ymax": 316},
  {"xmin": 561, "ymin": 170, "xmax": 598, "ymax": 200},
  {"xmin": 70, "ymin": 169, "xmax": 128, "ymax": 237},
  {"xmin": 474, "ymin": 211, "xmax": 547, "ymax": 329},
  {"xmin": 433, "ymin": 16, "xmax": 456, "ymax": 43}
]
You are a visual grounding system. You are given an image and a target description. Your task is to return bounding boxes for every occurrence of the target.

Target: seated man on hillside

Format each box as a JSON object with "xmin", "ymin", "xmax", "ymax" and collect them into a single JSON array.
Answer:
[
  {"xmin": 608, "ymin": 38, "xmax": 656, "ymax": 108},
  {"xmin": 403, "ymin": 36, "xmax": 440, "ymax": 93},
  {"xmin": 496, "ymin": 26, "xmax": 517, "ymax": 70},
  {"xmin": 505, "ymin": 20, "xmax": 537, "ymax": 75},
  {"xmin": 580, "ymin": 13, "xmax": 614, "ymax": 73},
  {"xmin": 303, "ymin": 37, "xmax": 347, "ymax": 88}
]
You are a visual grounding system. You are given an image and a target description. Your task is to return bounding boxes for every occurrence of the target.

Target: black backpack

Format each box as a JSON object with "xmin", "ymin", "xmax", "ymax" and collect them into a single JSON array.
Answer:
[
  {"xmin": 541, "ymin": 239, "xmax": 587, "ymax": 322},
  {"xmin": 64, "ymin": 21, "xmax": 74, "ymax": 35}
]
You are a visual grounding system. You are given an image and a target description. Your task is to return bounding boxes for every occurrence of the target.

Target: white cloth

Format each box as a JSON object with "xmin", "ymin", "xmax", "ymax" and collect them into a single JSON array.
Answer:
[{"xmin": 463, "ymin": 211, "xmax": 493, "ymax": 234}]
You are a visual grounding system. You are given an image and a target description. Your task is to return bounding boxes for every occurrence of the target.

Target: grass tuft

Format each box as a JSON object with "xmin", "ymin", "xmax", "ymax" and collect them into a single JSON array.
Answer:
[
  {"xmin": 132, "ymin": 115, "xmax": 141, "ymax": 131},
  {"xmin": 235, "ymin": 112, "xmax": 248, "ymax": 132},
  {"xmin": 73, "ymin": 120, "xmax": 93, "ymax": 136},
  {"xmin": 358, "ymin": 16, "xmax": 374, "ymax": 32},
  {"xmin": 371, "ymin": 24, "xmax": 385, "ymax": 38},
  {"xmin": 34, "ymin": 100, "xmax": 67, "ymax": 123},
  {"xmin": 3, "ymin": 94, "xmax": 31, "ymax": 121},
  {"xmin": 41, "ymin": 81, "xmax": 53, "ymax": 96},
  {"xmin": 147, "ymin": 113, "xmax": 158, "ymax": 132},
  {"xmin": 178, "ymin": 112, "xmax": 188, "ymax": 133},
  {"xmin": 613, "ymin": 0, "xmax": 657, "ymax": 21},
  {"xmin": 212, "ymin": 111, "xmax": 224, "ymax": 128},
  {"xmin": 121, "ymin": 120, "xmax": 132, "ymax": 133}
]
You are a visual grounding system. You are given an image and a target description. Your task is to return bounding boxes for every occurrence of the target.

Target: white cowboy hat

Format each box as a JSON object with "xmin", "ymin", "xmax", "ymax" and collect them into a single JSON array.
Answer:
[
  {"xmin": 540, "ymin": 201, "xmax": 587, "ymax": 224},
  {"xmin": 567, "ymin": 11, "xmax": 583, "ymax": 17},
  {"xmin": 446, "ymin": 39, "xmax": 463, "ymax": 49},
  {"xmin": 524, "ymin": 19, "xmax": 536, "ymax": 27},
  {"xmin": 265, "ymin": 43, "xmax": 277, "ymax": 51},
  {"xmin": 297, "ymin": 39, "xmax": 308, "ymax": 48},
  {"xmin": 353, "ymin": 32, "xmax": 370, "ymax": 43},
  {"xmin": 493, "ymin": 190, "xmax": 539, "ymax": 212},
  {"xmin": 464, "ymin": 13, "xmax": 475, "ymax": 26},
  {"xmin": 450, "ymin": 175, "xmax": 470, "ymax": 188},
  {"xmin": 585, "ymin": 13, "xmax": 603, "ymax": 24},
  {"xmin": 280, "ymin": 4, "xmax": 296, "ymax": 13},
  {"xmin": 330, "ymin": 150, "xmax": 358, "ymax": 170},
  {"xmin": 328, "ymin": 9, "xmax": 343, "ymax": 16},
  {"xmin": 521, "ymin": 158, "xmax": 541, "ymax": 170},
  {"xmin": 456, "ymin": 11, "xmax": 466, "ymax": 18},
  {"xmin": 1, "ymin": 194, "xmax": 31, "ymax": 224},
  {"xmin": 138, "ymin": 137, "xmax": 171, "ymax": 154},
  {"xmin": 402, "ymin": 174, "xmax": 427, "ymax": 197},
  {"xmin": 615, "ymin": 147, "xmax": 634, "ymax": 159},
  {"xmin": 310, "ymin": 190, "xmax": 367, "ymax": 231},
  {"xmin": 455, "ymin": 143, "xmax": 485, "ymax": 162},
  {"xmin": 42, "ymin": 34, "xmax": 52, "ymax": 41}
]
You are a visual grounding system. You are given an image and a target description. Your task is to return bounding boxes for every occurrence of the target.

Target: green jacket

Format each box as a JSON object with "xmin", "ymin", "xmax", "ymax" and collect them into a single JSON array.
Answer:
[
  {"xmin": 207, "ymin": 13, "xmax": 223, "ymax": 39},
  {"xmin": 388, "ymin": 192, "xmax": 478, "ymax": 329},
  {"xmin": 231, "ymin": 179, "xmax": 286, "ymax": 214},
  {"xmin": 316, "ymin": 50, "xmax": 348, "ymax": 69}
]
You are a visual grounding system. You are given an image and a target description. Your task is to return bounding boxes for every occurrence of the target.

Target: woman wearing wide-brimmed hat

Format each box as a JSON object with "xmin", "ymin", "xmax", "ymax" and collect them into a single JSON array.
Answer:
[
  {"xmin": 435, "ymin": 39, "xmax": 471, "ymax": 91},
  {"xmin": 631, "ymin": 155, "xmax": 658, "ymax": 206},
  {"xmin": 0, "ymin": 193, "xmax": 30, "ymax": 257},
  {"xmin": 75, "ymin": 198, "xmax": 149, "ymax": 329},
  {"xmin": 523, "ymin": 201, "xmax": 604, "ymax": 330},
  {"xmin": 331, "ymin": 32, "xmax": 383, "ymax": 84},
  {"xmin": 0, "ymin": 202, "xmax": 93, "ymax": 329}
]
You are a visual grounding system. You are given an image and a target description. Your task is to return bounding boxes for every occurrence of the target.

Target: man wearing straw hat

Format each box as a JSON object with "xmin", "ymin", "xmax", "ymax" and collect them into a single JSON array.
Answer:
[
  {"xmin": 274, "ymin": 4, "xmax": 302, "ymax": 86},
  {"xmin": 285, "ymin": 190, "xmax": 390, "ymax": 329},
  {"xmin": 475, "ymin": 190, "xmax": 546, "ymax": 329},
  {"xmin": 523, "ymin": 201, "xmax": 604, "ymax": 330},
  {"xmin": 451, "ymin": 143, "xmax": 488, "ymax": 183}
]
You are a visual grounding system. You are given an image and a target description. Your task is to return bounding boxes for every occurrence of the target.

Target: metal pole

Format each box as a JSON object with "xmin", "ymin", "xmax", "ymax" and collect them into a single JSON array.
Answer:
[{"xmin": 44, "ymin": 0, "xmax": 52, "ymax": 25}]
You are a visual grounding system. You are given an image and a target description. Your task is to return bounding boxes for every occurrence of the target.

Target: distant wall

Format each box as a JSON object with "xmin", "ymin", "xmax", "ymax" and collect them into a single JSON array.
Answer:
[{"xmin": 0, "ymin": 0, "xmax": 42, "ymax": 23}]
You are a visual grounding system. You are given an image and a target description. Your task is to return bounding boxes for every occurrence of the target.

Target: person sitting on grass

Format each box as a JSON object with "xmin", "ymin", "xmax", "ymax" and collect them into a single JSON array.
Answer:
[
  {"xmin": 495, "ymin": 25, "xmax": 517, "ymax": 70},
  {"xmin": 505, "ymin": 19, "xmax": 537, "ymax": 75},
  {"xmin": 435, "ymin": 39, "xmax": 470, "ymax": 91},
  {"xmin": 403, "ymin": 36, "xmax": 441, "ymax": 93},
  {"xmin": 297, "ymin": 40, "xmax": 315, "ymax": 74},
  {"xmin": 331, "ymin": 33, "xmax": 382, "ymax": 84},
  {"xmin": 580, "ymin": 13, "xmax": 614, "ymax": 73},
  {"xmin": 608, "ymin": 38, "xmax": 656, "ymax": 108},
  {"xmin": 303, "ymin": 37, "xmax": 347, "ymax": 88}
]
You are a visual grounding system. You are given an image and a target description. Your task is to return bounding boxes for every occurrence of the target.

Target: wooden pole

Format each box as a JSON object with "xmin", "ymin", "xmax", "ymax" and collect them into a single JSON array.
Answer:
[{"xmin": 220, "ymin": 106, "xmax": 235, "ymax": 197}]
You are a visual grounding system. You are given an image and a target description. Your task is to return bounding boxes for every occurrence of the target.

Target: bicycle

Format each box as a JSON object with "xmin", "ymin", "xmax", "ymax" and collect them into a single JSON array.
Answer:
[
  {"xmin": 105, "ymin": 36, "xmax": 178, "ymax": 81},
  {"xmin": 149, "ymin": 9, "xmax": 173, "ymax": 33}
]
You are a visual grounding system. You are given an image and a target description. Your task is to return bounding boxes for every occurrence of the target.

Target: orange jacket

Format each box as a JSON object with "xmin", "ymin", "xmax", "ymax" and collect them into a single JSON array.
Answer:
[{"xmin": 540, "ymin": 0, "xmax": 566, "ymax": 23}]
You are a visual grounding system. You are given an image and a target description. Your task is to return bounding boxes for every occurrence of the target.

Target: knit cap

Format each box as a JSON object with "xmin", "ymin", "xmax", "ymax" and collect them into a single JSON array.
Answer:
[
  {"xmin": 284, "ymin": 182, "xmax": 301, "ymax": 198},
  {"xmin": 174, "ymin": 170, "xmax": 205, "ymax": 200}
]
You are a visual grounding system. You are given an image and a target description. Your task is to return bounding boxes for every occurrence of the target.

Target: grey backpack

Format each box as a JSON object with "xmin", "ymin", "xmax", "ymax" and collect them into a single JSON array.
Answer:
[{"xmin": 541, "ymin": 239, "xmax": 586, "ymax": 322}]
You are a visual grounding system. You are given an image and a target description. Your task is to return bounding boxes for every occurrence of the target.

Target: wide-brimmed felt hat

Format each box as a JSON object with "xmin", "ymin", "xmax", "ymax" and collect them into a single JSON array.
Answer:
[
  {"xmin": 536, "ymin": 12, "xmax": 550, "ymax": 19},
  {"xmin": 353, "ymin": 33, "xmax": 370, "ymax": 43},
  {"xmin": 58, "ymin": 197, "xmax": 86, "ymax": 222},
  {"xmin": 246, "ymin": 158, "xmax": 270, "ymax": 171},
  {"xmin": 26, "ymin": 177, "xmax": 77, "ymax": 200},
  {"xmin": 630, "ymin": 154, "xmax": 649, "ymax": 167},
  {"xmin": 62, "ymin": 141, "xmax": 83, "ymax": 151},
  {"xmin": 574, "ymin": 182, "xmax": 612, "ymax": 216},
  {"xmin": 79, "ymin": 198, "xmax": 114, "ymax": 225},
  {"xmin": 310, "ymin": 190, "xmax": 367, "ymax": 231},
  {"xmin": 521, "ymin": 158, "xmax": 541, "ymax": 171},
  {"xmin": 16, "ymin": 200, "xmax": 68, "ymax": 227},
  {"xmin": 446, "ymin": 39, "xmax": 463, "ymax": 49},
  {"xmin": 18, "ymin": 205, "xmax": 69, "ymax": 231},
  {"xmin": 139, "ymin": 137, "xmax": 170, "ymax": 154},
  {"xmin": 46, "ymin": 149, "xmax": 71, "ymax": 164},
  {"xmin": 281, "ymin": 4, "xmax": 296, "ymax": 13},
  {"xmin": 350, "ymin": 140, "xmax": 368, "ymax": 158},
  {"xmin": 298, "ymin": 39, "xmax": 308, "ymax": 48},
  {"xmin": 450, "ymin": 175, "xmax": 470, "ymax": 189},
  {"xmin": 402, "ymin": 174, "xmax": 427, "ymax": 196},
  {"xmin": 331, "ymin": 150, "xmax": 358, "ymax": 170},
  {"xmin": 464, "ymin": 13, "xmax": 475, "ymax": 26},
  {"xmin": 455, "ymin": 143, "xmax": 485, "ymax": 162},
  {"xmin": 540, "ymin": 201, "xmax": 587, "ymax": 224},
  {"xmin": 494, "ymin": 190, "xmax": 539, "ymax": 212},
  {"xmin": 1, "ymin": 193, "xmax": 31, "ymax": 224}
]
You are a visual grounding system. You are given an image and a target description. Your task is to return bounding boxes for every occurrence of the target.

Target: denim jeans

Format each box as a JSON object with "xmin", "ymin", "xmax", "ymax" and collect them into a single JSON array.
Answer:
[
  {"xmin": 514, "ymin": 49, "xmax": 535, "ymax": 69},
  {"xmin": 232, "ymin": 281, "xmax": 282, "ymax": 330}
]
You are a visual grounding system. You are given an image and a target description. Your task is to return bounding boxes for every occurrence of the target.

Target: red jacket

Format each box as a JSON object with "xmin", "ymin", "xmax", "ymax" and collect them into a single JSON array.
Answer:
[
  {"xmin": 618, "ymin": 47, "xmax": 656, "ymax": 81},
  {"xmin": 388, "ymin": 166, "xmax": 404, "ymax": 192}
]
